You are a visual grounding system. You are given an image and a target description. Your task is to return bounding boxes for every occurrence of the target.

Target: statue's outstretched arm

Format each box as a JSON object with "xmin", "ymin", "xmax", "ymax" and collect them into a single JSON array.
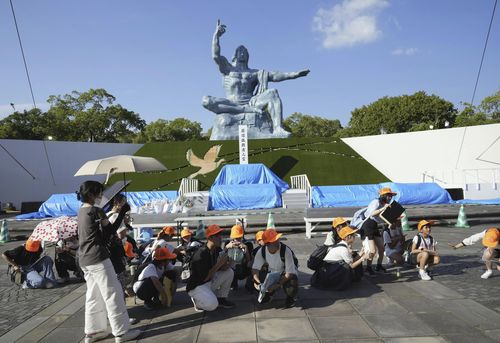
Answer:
[
  {"xmin": 268, "ymin": 69, "xmax": 310, "ymax": 82},
  {"xmin": 212, "ymin": 20, "xmax": 231, "ymax": 75}
]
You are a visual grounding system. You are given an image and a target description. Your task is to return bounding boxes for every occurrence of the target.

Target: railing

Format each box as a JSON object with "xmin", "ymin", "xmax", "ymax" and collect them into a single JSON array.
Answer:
[
  {"xmin": 178, "ymin": 178, "xmax": 199, "ymax": 197},
  {"xmin": 290, "ymin": 174, "xmax": 312, "ymax": 206},
  {"xmin": 422, "ymin": 168, "xmax": 500, "ymax": 190}
]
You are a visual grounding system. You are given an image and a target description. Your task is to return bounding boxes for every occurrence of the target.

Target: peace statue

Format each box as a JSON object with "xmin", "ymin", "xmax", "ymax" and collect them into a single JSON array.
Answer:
[{"xmin": 203, "ymin": 20, "xmax": 310, "ymax": 140}]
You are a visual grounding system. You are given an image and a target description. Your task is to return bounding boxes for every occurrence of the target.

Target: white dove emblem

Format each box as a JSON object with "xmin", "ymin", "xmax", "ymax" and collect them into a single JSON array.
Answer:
[{"xmin": 186, "ymin": 145, "xmax": 226, "ymax": 178}]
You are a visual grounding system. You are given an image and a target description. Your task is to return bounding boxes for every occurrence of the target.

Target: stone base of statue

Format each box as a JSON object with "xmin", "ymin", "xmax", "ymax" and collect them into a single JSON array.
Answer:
[{"xmin": 210, "ymin": 112, "xmax": 290, "ymax": 140}]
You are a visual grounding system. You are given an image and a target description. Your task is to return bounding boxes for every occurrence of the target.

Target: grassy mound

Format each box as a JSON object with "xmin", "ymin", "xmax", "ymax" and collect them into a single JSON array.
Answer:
[{"xmin": 111, "ymin": 137, "xmax": 388, "ymax": 191}]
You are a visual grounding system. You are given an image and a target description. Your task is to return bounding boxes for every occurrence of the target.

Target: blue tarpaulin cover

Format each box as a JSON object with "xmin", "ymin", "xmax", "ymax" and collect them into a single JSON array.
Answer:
[
  {"xmin": 209, "ymin": 164, "xmax": 289, "ymax": 210},
  {"xmin": 457, "ymin": 198, "xmax": 500, "ymax": 205},
  {"xmin": 208, "ymin": 184, "xmax": 282, "ymax": 210},
  {"xmin": 17, "ymin": 191, "xmax": 178, "ymax": 219},
  {"xmin": 312, "ymin": 182, "xmax": 453, "ymax": 208}
]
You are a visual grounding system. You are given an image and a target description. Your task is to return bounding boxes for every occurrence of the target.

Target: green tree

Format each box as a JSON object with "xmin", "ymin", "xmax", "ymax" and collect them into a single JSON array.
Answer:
[
  {"xmin": 283, "ymin": 112, "xmax": 342, "ymax": 137},
  {"xmin": 0, "ymin": 108, "xmax": 47, "ymax": 139},
  {"xmin": 346, "ymin": 91, "xmax": 457, "ymax": 136},
  {"xmin": 142, "ymin": 118, "xmax": 203, "ymax": 142},
  {"xmin": 47, "ymin": 89, "xmax": 145, "ymax": 142},
  {"xmin": 454, "ymin": 91, "xmax": 500, "ymax": 128}
]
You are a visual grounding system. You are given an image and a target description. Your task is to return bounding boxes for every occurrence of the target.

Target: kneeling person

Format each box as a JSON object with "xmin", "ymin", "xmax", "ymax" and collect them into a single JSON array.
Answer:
[
  {"xmin": 133, "ymin": 247, "xmax": 177, "ymax": 310},
  {"xmin": 186, "ymin": 225, "xmax": 235, "ymax": 311},
  {"xmin": 2, "ymin": 239, "xmax": 58, "ymax": 289},
  {"xmin": 252, "ymin": 229, "xmax": 298, "ymax": 308},
  {"xmin": 314, "ymin": 226, "xmax": 366, "ymax": 290}
]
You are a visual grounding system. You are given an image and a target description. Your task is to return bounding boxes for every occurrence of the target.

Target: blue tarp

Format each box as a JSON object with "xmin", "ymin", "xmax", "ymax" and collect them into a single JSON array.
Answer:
[
  {"xmin": 209, "ymin": 164, "xmax": 289, "ymax": 211},
  {"xmin": 17, "ymin": 191, "xmax": 178, "ymax": 219},
  {"xmin": 212, "ymin": 164, "xmax": 289, "ymax": 193},
  {"xmin": 457, "ymin": 198, "xmax": 500, "ymax": 205},
  {"xmin": 209, "ymin": 184, "xmax": 282, "ymax": 210},
  {"xmin": 312, "ymin": 182, "xmax": 453, "ymax": 208}
]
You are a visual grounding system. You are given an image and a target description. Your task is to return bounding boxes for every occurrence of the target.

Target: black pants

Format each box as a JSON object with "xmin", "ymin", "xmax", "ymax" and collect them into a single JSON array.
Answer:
[
  {"xmin": 136, "ymin": 271, "xmax": 176, "ymax": 304},
  {"xmin": 55, "ymin": 252, "xmax": 83, "ymax": 278}
]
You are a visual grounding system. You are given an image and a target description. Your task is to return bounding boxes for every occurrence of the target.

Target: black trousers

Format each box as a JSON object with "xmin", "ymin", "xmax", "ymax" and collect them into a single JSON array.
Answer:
[{"xmin": 55, "ymin": 252, "xmax": 82, "ymax": 278}]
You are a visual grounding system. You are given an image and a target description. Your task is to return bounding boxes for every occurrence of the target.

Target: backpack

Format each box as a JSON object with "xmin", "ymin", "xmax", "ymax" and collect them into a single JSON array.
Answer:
[
  {"xmin": 260, "ymin": 243, "xmax": 299, "ymax": 268},
  {"xmin": 403, "ymin": 234, "xmax": 434, "ymax": 265},
  {"xmin": 180, "ymin": 240, "xmax": 203, "ymax": 282},
  {"xmin": 307, "ymin": 244, "xmax": 331, "ymax": 271}
]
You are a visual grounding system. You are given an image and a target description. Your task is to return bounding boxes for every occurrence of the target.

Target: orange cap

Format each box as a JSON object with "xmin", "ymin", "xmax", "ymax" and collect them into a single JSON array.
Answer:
[
  {"xmin": 262, "ymin": 229, "xmax": 282, "ymax": 244},
  {"xmin": 25, "ymin": 239, "xmax": 41, "ymax": 252},
  {"xmin": 332, "ymin": 217, "xmax": 349, "ymax": 228},
  {"xmin": 153, "ymin": 247, "xmax": 177, "ymax": 261},
  {"xmin": 205, "ymin": 224, "xmax": 223, "ymax": 238},
  {"xmin": 255, "ymin": 230, "xmax": 264, "ymax": 241},
  {"xmin": 161, "ymin": 226, "xmax": 175, "ymax": 236},
  {"xmin": 379, "ymin": 187, "xmax": 397, "ymax": 196},
  {"xmin": 417, "ymin": 220, "xmax": 434, "ymax": 231},
  {"xmin": 338, "ymin": 226, "xmax": 359, "ymax": 240},
  {"xmin": 124, "ymin": 241, "xmax": 135, "ymax": 258},
  {"xmin": 230, "ymin": 224, "xmax": 244, "ymax": 239},
  {"xmin": 181, "ymin": 228, "xmax": 192, "ymax": 238},
  {"xmin": 483, "ymin": 228, "xmax": 500, "ymax": 248}
]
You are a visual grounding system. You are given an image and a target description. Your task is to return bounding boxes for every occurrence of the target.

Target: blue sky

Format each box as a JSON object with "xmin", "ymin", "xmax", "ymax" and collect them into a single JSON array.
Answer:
[{"xmin": 1, "ymin": 0, "xmax": 499, "ymax": 131}]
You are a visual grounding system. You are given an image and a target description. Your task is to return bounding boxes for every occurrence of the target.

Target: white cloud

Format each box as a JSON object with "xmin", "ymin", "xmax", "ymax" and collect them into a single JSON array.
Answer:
[
  {"xmin": 312, "ymin": 0, "xmax": 389, "ymax": 49},
  {"xmin": 391, "ymin": 47, "xmax": 419, "ymax": 56}
]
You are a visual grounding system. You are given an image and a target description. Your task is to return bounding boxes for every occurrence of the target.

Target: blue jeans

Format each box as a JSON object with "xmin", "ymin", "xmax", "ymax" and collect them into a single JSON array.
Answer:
[{"xmin": 22, "ymin": 256, "xmax": 57, "ymax": 288}]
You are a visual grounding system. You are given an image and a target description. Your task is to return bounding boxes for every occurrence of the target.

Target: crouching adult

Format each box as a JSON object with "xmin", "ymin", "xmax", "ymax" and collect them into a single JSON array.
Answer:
[
  {"xmin": 450, "ymin": 227, "xmax": 500, "ymax": 279},
  {"xmin": 2, "ymin": 239, "xmax": 58, "ymax": 289},
  {"xmin": 186, "ymin": 224, "xmax": 235, "ymax": 312},
  {"xmin": 132, "ymin": 247, "xmax": 177, "ymax": 310},
  {"xmin": 252, "ymin": 229, "xmax": 299, "ymax": 308},
  {"xmin": 312, "ymin": 226, "xmax": 366, "ymax": 290}
]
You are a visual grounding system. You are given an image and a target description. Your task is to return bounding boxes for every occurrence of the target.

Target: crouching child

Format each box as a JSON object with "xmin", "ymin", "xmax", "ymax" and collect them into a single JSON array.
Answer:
[
  {"xmin": 252, "ymin": 229, "xmax": 299, "ymax": 308},
  {"xmin": 312, "ymin": 226, "xmax": 366, "ymax": 290}
]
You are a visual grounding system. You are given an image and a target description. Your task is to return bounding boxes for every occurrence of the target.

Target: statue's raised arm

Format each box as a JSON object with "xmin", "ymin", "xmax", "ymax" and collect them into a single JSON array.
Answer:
[
  {"xmin": 212, "ymin": 20, "xmax": 232, "ymax": 75},
  {"xmin": 268, "ymin": 69, "xmax": 310, "ymax": 82}
]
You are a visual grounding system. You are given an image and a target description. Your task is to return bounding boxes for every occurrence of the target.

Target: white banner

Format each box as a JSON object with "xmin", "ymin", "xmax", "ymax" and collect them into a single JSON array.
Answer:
[{"xmin": 238, "ymin": 125, "xmax": 248, "ymax": 164}]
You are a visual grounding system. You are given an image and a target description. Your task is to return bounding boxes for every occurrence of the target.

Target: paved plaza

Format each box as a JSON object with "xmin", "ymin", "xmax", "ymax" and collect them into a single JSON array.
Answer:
[{"xmin": 1, "ymin": 221, "xmax": 500, "ymax": 343}]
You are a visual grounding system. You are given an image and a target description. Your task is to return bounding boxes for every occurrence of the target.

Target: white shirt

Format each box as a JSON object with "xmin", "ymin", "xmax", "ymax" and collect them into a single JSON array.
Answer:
[
  {"xmin": 462, "ymin": 229, "xmax": 500, "ymax": 248},
  {"xmin": 323, "ymin": 242, "xmax": 352, "ymax": 264},
  {"xmin": 107, "ymin": 211, "xmax": 126, "ymax": 231},
  {"xmin": 412, "ymin": 234, "xmax": 436, "ymax": 251},
  {"xmin": 132, "ymin": 263, "xmax": 165, "ymax": 293},
  {"xmin": 252, "ymin": 244, "xmax": 297, "ymax": 275},
  {"xmin": 366, "ymin": 199, "xmax": 384, "ymax": 224}
]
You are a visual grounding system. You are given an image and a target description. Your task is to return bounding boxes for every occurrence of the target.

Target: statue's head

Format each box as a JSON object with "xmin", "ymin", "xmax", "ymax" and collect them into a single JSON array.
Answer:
[{"xmin": 232, "ymin": 45, "xmax": 249, "ymax": 64}]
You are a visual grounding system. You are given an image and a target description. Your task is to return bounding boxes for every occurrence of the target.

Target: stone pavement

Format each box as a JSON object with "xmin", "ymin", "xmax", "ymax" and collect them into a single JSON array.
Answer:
[{"xmin": 1, "ymin": 221, "xmax": 500, "ymax": 343}]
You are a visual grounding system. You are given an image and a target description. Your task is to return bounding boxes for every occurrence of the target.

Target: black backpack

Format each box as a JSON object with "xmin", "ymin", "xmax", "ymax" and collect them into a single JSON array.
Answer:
[
  {"xmin": 403, "ymin": 234, "xmax": 434, "ymax": 265},
  {"xmin": 307, "ymin": 244, "xmax": 331, "ymax": 271},
  {"xmin": 260, "ymin": 243, "xmax": 299, "ymax": 268}
]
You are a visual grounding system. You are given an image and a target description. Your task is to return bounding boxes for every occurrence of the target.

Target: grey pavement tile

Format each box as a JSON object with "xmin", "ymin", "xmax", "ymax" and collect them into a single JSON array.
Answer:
[
  {"xmin": 483, "ymin": 329, "xmax": 500, "ymax": 341},
  {"xmin": 441, "ymin": 333, "xmax": 498, "ymax": 343},
  {"xmin": 204, "ymin": 302, "xmax": 255, "ymax": 321},
  {"xmin": 371, "ymin": 280, "xmax": 420, "ymax": 298},
  {"xmin": 138, "ymin": 320, "xmax": 201, "ymax": 343},
  {"xmin": 414, "ymin": 311, "xmax": 480, "ymax": 335},
  {"xmin": 302, "ymin": 299, "xmax": 357, "ymax": 317},
  {"xmin": 255, "ymin": 300, "xmax": 307, "ymax": 318},
  {"xmin": 389, "ymin": 295, "xmax": 442, "ymax": 314},
  {"xmin": 405, "ymin": 280, "xmax": 465, "ymax": 300},
  {"xmin": 198, "ymin": 318, "xmax": 256, "ymax": 343},
  {"xmin": 16, "ymin": 315, "xmax": 70, "ymax": 343},
  {"xmin": 363, "ymin": 313, "xmax": 437, "ymax": 337},
  {"xmin": 321, "ymin": 340, "xmax": 382, "ymax": 343},
  {"xmin": 434, "ymin": 299, "xmax": 500, "ymax": 330},
  {"xmin": 298, "ymin": 285, "xmax": 338, "ymax": 300},
  {"xmin": 59, "ymin": 308, "xmax": 85, "ymax": 328},
  {"xmin": 383, "ymin": 338, "xmax": 447, "ymax": 343},
  {"xmin": 333, "ymin": 279, "xmax": 384, "ymax": 299},
  {"xmin": 349, "ymin": 294, "xmax": 408, "ymax": 315},
  {"xmin": 38, "ymin": 327, "xmax": 86, "ymax": 343},
  {"xmin": 309, "ymin": 315, "xmax": 378, "ymax": 340},
  {"xmin": 256, "ymin": 317, "xmax": 317, "ymax": 341}
]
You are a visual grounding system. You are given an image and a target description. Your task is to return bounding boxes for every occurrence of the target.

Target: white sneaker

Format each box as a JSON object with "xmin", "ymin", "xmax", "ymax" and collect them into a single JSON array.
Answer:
[
  {"xmin": 481, "ymin": 270, "xmax": 493, "ymax": 279},
  {"xmin": 419, "ymin": 269, "xmax": 431, "ymax": 281},
  {"xmin": 190, "ymin": 297, "xmax": 203, "ymax": 312},
  {"xmin": 84, "ymin": 331, "xmax": 109, "ymax": 343},
  {"xmin": 115, "ymin": 329, "xmax": 141, "ymax": 343}
]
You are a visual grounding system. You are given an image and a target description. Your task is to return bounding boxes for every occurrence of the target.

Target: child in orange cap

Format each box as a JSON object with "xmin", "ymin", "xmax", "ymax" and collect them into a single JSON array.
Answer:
[
  {"xmin": 450, "ymin": 227, "xmax": 500, "ymax": 279},
  {"xmin": 411, "ymin": 220, "xmax": 440, "ymax": 281},
  {"xmin": 360, "ymin": 187, "xmax": 397, "ymax": 276},
  {"xmin": 133, "ymin": 247, "xmax": 177, "ymax": 310},
  {"xmin": 225, "ymin": 224, "xmax": 254, "ymax": 291},
  {"xmin": 2, "ymin": 239, "xmax": 58, "ymax": 289},
  {"xmin": 177, "ymin": 227, "xmax": 203, "ymax": 282},
  {"xmin": 325, "ymin": 217, "xmax": 350, "ymax": 246}
]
